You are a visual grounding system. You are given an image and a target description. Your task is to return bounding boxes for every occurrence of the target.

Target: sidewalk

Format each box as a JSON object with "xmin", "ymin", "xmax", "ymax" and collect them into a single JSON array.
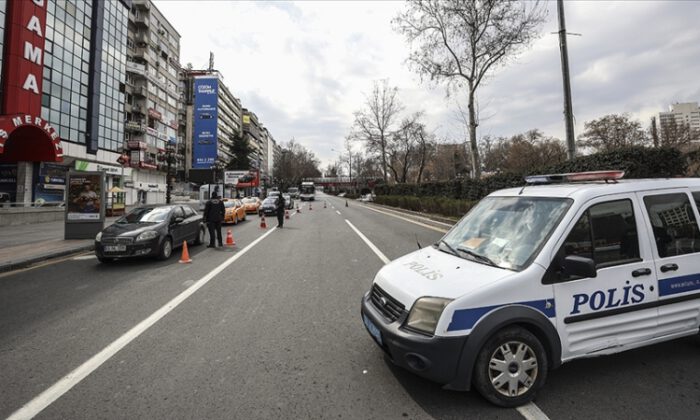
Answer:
[{"xmin": 0, "ymin": 217, "xmax": 118, "ymax": 273}]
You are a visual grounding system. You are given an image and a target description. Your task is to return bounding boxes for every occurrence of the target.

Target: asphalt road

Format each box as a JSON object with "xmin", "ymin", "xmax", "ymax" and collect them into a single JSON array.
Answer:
[{"xmin": 0, "ymin": 193, "xmax": 698, "ymax": 419}]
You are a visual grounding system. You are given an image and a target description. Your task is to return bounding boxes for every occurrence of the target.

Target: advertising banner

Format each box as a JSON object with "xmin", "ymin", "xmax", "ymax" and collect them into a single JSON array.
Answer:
[
  {"xmin": 224, "ymin": 170, "xmax": 248, "ymax": 185},
  {"xmin": 192, "ymin": 76, "xmax": 219, "ymax": 169},
  {"xmin": 66, "ymin": 173, "xmax": 103, "ymax": 221}
]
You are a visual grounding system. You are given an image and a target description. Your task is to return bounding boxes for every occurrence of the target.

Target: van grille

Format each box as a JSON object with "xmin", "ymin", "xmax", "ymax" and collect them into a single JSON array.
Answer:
[
  {"xmin": 101, "ymin": 236, "xmax": 134, "ymax": 245},
  {"xmin": 370, "ymin": 284, "xmax": 405, "ymax": 322}
]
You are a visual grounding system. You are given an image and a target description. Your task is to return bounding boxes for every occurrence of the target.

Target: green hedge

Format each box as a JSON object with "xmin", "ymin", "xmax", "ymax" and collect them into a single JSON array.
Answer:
[
  {"xmin": 375, "ymin": 195, "xmax": 476, "ymax": 218},
  {"xmin": 376, "ymin": 147, "xmax": 688, "ymax": 201}
]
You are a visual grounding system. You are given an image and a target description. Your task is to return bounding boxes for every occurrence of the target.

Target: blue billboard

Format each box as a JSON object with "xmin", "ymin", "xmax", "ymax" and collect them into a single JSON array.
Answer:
[{"xmin": 192, "ymin": 76, "xmax": 219, "ymax": 169}]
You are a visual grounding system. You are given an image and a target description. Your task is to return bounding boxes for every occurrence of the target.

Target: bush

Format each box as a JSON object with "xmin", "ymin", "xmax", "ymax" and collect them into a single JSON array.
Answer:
[
  {"xmin": 374, "ymin": 147, "xmax": 691, "ymax": 216},
  {"xmin": 375, "ymin": 195, "xmax": 476, "ymax": 218}
]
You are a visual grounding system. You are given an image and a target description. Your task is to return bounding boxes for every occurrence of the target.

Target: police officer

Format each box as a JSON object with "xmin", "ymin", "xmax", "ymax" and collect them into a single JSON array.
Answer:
[
  {"xmin": 204, "ymin": 192, "xmax": 225, "ymax": 247},
  {"xmin": 276, "ymin": 194, "xmax": 286, "ymax": 228}
]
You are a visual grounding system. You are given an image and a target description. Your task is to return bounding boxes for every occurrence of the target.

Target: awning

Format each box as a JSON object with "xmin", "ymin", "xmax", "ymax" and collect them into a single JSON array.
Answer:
[
  {"xmin": 0, "ymin": 114, "xmax": 63, "ymax": 162},
  {"xmin": 109, "ymin": 186, "xmax": 126, "ymax": 193}
]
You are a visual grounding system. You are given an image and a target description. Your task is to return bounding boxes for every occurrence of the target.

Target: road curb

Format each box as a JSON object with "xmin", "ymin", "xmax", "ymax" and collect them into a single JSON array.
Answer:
[
  {"xmin": 364, "ymin": 202, "xmax": 459, "ymax": 226},
  {"xmin": 0, "ymin": 244, "xmax": 95, "ymax": 274}
]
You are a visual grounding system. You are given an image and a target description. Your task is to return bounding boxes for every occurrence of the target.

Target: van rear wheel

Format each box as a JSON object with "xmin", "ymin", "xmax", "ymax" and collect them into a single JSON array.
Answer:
[{"xmin": 473, "ymin": 327, "xmax": 548, "ymax": 407}]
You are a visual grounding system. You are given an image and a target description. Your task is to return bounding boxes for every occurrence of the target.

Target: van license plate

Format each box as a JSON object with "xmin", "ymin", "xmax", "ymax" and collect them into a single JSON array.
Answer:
[
  {"xmin": 104, "ymin": 245, "xmax": 126, "ymax": 252},
  {"xmin": 363, "ymin": 314, "xmax": 383, "ymax": 346}
]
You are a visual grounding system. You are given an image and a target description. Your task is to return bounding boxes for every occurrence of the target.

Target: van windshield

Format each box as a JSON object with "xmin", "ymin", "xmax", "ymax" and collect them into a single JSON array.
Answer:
[{"xmin": 438, "ymin": 197, "xmax": 572, "ymax": 271}]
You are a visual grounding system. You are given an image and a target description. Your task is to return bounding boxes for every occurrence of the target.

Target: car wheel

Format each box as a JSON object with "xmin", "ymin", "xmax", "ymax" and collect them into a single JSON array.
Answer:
[
  {"xmin": 97, "ymin": 255, "xmax": 114, "ymax": 263},
  {"xmin": 194, "ymin": 226, "xmax": 205, "ymax": 245},
  {"xmin": 157, "ymin": 237, "xmax": 173, "ymax": 260},
  {"xmin": 473, "ymin": 327, "xmax": 548, "ymax": 408}
]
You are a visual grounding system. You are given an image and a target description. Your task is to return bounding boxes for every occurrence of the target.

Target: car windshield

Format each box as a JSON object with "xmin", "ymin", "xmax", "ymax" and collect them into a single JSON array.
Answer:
[
  {"xmin": 117, "ymin": 207, "xmax": 171, "ymax": 224},
  {"xmin": 263, "ymin": 198, "xmax": 277, "ymax": 205},
  {"xmin": 438, "ymin": 196, "xmax": 572, "ymax": 271},
  {"xmin": 242, "ymin": 198, "xmax": 256, "ymax": 204},
  {"xmin": 224, "ymin": 201, "xmax": 236, "ymax": 208}
]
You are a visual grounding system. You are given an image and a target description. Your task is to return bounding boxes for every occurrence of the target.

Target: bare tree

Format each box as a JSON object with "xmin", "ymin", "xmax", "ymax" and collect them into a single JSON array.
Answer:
[
  {"xmin": 577, "ymin": 114, "xmax": 649, "ymax": 152},
  {"xmin": 394, "ymin": 0, "xmax": 546, "ymax": 178},
  {"xmin": 351, "ymin": 80, "xmax": 403, "ymax": 184},
  {"xmin": 659, "ymin": 119, "xmax": 693, "ymax": 148}
]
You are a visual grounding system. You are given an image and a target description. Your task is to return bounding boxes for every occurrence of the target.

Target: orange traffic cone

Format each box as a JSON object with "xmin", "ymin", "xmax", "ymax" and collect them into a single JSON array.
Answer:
[
  {"xmin": 345, "ymin": 200, "xmax": 348, "ymax": 207},
  {"xmin": 285, "ymin": 209, "xmax": 290, "ymax": 219},
  {"xmin": 297, "ymin": 204, "xmax": 301, "ymax": 213},
  {"xmin": 179, "ymin": 241, "xmax": 192, "ymax": 264},
  {"xmin": 225, "ymin": 229, "xmax": 236, "ymax": 247},
  {"xmin": 324, "ymin": 201, "xmax": 327, "ymax": 208},
  {"xmin": 309, "ymin": 203, "xmax": 313, "ymax": 211},
  {"xmin": 260, "ymin": 215, "xmax": 267, "ymax": 229}
]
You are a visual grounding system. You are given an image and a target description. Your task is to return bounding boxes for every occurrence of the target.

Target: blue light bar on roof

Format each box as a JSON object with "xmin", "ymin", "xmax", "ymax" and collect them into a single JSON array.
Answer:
[{"xmin": 524, "ymin": 170, "xmax": 625, "ymax": 184}]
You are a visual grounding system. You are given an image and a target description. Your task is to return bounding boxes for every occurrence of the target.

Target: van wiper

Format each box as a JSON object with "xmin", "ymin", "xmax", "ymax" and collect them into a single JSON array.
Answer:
[
  {"xmin": 457, "ymin": 247, "xmax": 498, "ymax": 267},
  {"xmin": 436, "ymin": 240, "xmax": 460, "ymax": 258}
]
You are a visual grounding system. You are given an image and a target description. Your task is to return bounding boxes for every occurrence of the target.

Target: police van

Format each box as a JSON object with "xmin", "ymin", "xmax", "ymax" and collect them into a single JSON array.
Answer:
[{"xmin": 360, "ymin": 171, "xmax": 700, "ymax": 407}]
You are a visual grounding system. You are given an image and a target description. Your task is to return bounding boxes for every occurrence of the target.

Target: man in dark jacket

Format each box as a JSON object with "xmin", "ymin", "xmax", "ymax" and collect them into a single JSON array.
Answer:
[
  {"xmin": 204, "ymin": 192, "xmax": 225, "ymax": 247},
  {"xmin": 276, "ymin": 194, "xmax": 286, "ymax": 228}
]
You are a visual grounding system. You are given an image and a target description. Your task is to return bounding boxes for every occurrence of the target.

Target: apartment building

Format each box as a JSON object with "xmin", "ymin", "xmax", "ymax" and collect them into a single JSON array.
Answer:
[
  {"xmin": 124, "ymin": 0, "xmax": 183, "ymax": 204},
  {"xmin": 659, "ymin": 102, "xmax": 700, "ymax": 143}
]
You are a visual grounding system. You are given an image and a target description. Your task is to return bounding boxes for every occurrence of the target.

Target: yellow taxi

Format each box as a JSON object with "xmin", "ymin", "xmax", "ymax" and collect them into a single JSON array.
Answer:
[
  {"xmin": 241, "ymin": 197, "xmax": 261, "ymax": 214},
  {"xmin": 223, "ymin": 199, "xmax": 247, "ymax": 224}
]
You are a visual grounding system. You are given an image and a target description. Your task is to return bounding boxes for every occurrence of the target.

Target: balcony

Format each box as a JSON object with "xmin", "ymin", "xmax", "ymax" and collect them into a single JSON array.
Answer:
[
  {"xmin": 134, "ymin": 32, "xmax": 149, "ymax": 45},
  {"xmin": 132, "ymin": 104, "xmax": 145, "ymax": 115},
  {"xmin": 133, "ymin": 0, "xmax": 151, "ymax": 10},
  {"xmin": 127, "ymin": 140, "xmax": 148, "ymax": 150},
  {"xmin": 132, "ymin": 85, "xmax": 146, "ymax": 97},
  {"xmin": 126, "ymin": 60, "xmax": 146, "ymax": 75},
  {"xmin": 135, "ymin": 15, "xmax": 149, "ymax": 27}
]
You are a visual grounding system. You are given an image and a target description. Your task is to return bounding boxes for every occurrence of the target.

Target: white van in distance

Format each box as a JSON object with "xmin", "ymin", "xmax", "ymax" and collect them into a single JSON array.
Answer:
[{"xmin": 361, "ymin": 171, "xmax": 700, "ymax": 407}]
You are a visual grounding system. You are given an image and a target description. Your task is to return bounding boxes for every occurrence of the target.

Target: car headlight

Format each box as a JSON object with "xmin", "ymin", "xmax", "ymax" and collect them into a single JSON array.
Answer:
[
  {"xmin": 95, "ymin": 231, "xmax": 102, "ymax": 242},
  {"xmin": 405, "ymin": 297, "xmax": 453, "ymax": 335},
  {"xmin": 135, "ymin": 231, "xmax": 158, "ymax": 242}
]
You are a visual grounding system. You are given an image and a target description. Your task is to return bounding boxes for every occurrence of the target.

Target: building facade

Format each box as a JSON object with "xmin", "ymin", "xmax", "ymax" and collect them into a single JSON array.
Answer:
[
  {"xmin": 124, "ymin": 0, "xmax": 182, "ymax": 205},
  {"xmin": 659, "ymin": 102, "xmax": 700, "ymax": 143},
  {"xmin": 0, "ymin": 0, "xmax": 133, "ymax": 205}
]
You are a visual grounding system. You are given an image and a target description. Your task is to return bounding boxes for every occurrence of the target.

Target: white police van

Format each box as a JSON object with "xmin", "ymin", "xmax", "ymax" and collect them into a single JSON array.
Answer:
[{"xmin": 361, "ymin": 171, "xmax": 700, "ymax": 407}]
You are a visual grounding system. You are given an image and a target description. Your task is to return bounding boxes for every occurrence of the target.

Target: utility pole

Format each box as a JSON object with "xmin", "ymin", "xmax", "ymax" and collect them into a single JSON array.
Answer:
[{"xmin": 558, "ymin": 0, "xmax": 576, "ymax": 160}]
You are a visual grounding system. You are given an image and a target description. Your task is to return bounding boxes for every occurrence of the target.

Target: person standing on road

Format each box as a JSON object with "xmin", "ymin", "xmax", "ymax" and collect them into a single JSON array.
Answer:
[
  {"xmin": 204, "ymin": 192, "xmax": 225, "ymax": 247},
  {"xmin": 276, "ymin": 194, "xmax": 286, "ymax": 228}
]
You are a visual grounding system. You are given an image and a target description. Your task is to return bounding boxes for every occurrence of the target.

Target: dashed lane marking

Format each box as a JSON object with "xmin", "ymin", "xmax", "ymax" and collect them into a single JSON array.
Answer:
[
  {"xmin": 345, "ymin": 219, "xmax": 390, "ymax": 265},
  {"xmin": 336, "ymin": 210, "xmax": 341, "ymax": 215},
  {"xmin": 360, "ymin": 205, "xmax": 449, "ymax": 234},
  {"xmin": 7, "ymin": 226, "xmax": 278, "ymax": 420},
  {"xmin": 516, "ymin": 402, "xmax": 551, "ymax": 420}
]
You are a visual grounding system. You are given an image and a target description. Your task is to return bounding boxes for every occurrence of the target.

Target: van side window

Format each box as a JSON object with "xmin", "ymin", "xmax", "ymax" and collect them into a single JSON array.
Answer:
[
  {"xmin": 693, "ymin": 192, "xmax": 700, "ymax": 209},
  {"xmin": 562, "ymin": 199, "xmax": 640, "ymax": 268},
  {"xmin": 643, "ymin": 193, "xmax": 700, "ymax": 258}
]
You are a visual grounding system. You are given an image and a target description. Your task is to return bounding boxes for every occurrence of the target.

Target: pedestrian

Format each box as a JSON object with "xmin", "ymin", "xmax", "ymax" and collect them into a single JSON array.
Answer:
[
  {"xmin": 203, "ymin": 191, "xmax": 225, "ymax": 247},
  {"xmin": 276, "ymin": 193, "xmax": 286, "ymax": 228}
]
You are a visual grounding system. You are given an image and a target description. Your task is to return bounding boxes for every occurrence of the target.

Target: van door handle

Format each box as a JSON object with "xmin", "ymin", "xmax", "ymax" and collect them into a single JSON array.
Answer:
[
  {"xmin": 660, "ymin": 263, "xmax": 679, "ymax": 273},
  {"xmin": 632, "ymin": 268, "xmax": 652, "ymax": 277}
]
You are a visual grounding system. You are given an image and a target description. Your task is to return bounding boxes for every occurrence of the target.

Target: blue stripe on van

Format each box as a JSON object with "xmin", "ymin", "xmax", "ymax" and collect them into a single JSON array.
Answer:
[
  {"xmin": 447, "ymin": 299, "xmax": 556, "ymax": 332},
  {"xmin": 658, "ymin": 273, "xmax": 700, "ymax": 297}
]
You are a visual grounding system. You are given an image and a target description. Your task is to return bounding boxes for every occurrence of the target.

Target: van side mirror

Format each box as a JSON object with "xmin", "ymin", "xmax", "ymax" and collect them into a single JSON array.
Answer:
[
  {"xmin": 562, "ymin": 255, "xmax": 597, "ymax": 278},
  {"xmin": 172, "ymin": 216, "xmax": 184, "ymax": 224}
]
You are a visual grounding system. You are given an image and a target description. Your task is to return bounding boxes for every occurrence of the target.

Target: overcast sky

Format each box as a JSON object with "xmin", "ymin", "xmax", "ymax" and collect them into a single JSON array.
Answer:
[{"xmin": 154, "ymin": 0, "xmax": 700, "ymax": 170}]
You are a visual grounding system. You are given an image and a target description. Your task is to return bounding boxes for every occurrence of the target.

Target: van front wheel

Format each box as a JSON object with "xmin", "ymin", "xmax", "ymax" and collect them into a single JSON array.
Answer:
[{"xmin": 473, "ymin": 327, "xmax": 548, "ymax": 408}]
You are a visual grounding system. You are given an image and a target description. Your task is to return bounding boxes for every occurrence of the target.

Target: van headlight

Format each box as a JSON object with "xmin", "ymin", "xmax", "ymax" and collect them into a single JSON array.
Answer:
[
  {"xmin": 135, "ymin": 231, "xmax": 158, "ymax": 242},
  {"xmin": 95, "ymin": 232, "xmax": 102, "ymax": 242},
  {"xmin": 405, "ymin": 297, "xmax": 452, "ymax": 335}
]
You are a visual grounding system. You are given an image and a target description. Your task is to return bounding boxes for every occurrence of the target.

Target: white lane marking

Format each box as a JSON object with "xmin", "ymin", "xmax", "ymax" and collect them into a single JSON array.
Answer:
[
  {"xmin": 516, "ymin": 402, "xmax": 551, "ymax": 420},
  {"xmin": 72, "ymin": 255, "xmax": 96, "ymax": 261},
  {"xmin": 370, "ymin": 205, "xmax": 454, "ymax": 227},
  {"xmin": 361, "ymin": 205, "xmax": 449, "ymax": 234},
  {"xmin": 7, "ymin": 227, "xmax": 278, "ymax": 420},
  {"xmin": 336, "ymin": 210, "xmax": 341, "ymax": 215},
  {"xmin": 345, "ymin": 220, "xmax": 390, "ymax": 265}
]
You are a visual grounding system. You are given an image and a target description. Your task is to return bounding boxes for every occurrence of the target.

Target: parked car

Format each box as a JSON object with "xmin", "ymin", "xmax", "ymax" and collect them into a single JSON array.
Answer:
[
  {"xmin": 359, "ymin": 193, "xmax": 375, "ymax": 202},
  {"xmin": 95, "ymin": 205, "xmax": 205, "ymax": 263},
  {"xmin": 223, "ymin": 199, "xmax": 246, "ymax": 224},
  {"xmin": 282, "ymin": 193, "xmax": 294, "ymax": 209},
  {"xmin": 258, "ymin": 197, "xmax": 278, "ymax": 217},
  {"xmin": 241, "ymin": 197, "xmax": 261, "ymax": 214}
]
